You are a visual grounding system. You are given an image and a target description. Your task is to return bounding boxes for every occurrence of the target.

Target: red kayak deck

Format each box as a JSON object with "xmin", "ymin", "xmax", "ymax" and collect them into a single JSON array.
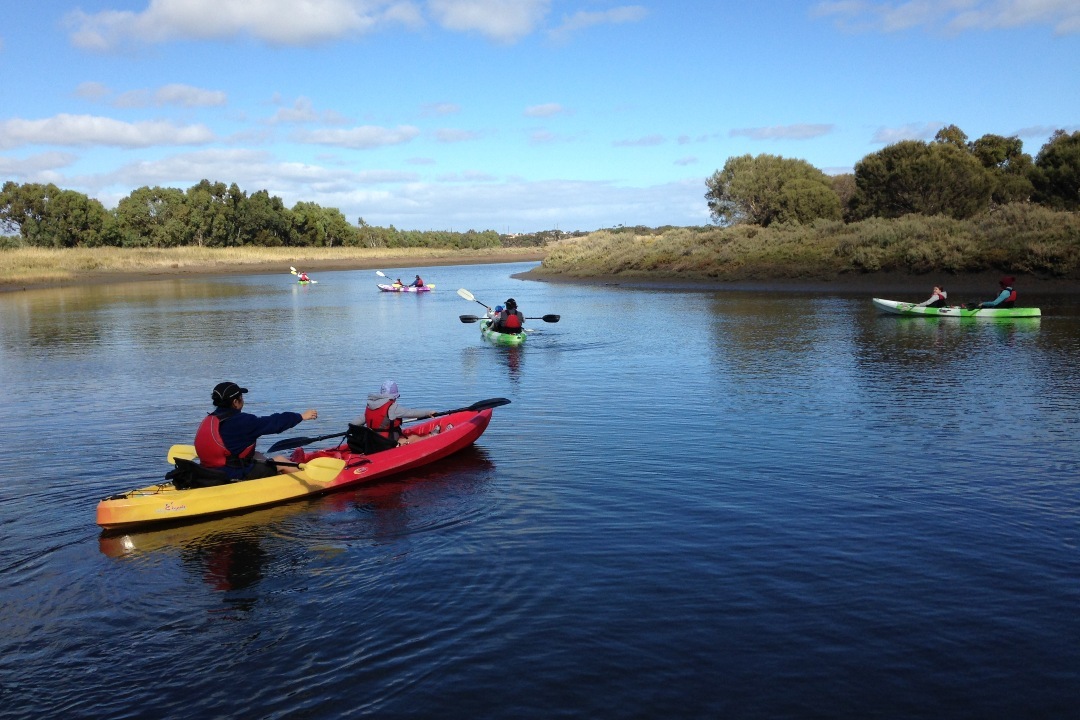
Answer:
[{"xmin": 290, "ymin": 409, "xmax": 492, "ymax": 486}]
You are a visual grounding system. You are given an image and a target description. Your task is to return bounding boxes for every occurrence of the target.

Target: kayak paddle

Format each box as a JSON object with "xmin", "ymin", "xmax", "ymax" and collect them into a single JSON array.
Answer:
[
  {"xmin": 457, "ymin": 288, "xmax": 492, "ymax": 311},
  {"xmin": 268, "ymin": 398, "xmax": 511, "ymax": 453},
  {"xmin": 459, "ymin": 314, "xmax": 560, "ymax": 323},
  {"xmin": 267, "ymin": 431, "xmax": 348, "ymax": 453}
]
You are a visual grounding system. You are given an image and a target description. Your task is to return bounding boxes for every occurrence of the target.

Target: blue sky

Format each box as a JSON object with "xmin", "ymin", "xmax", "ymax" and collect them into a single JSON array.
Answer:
[{"xmin": 1, "ymin": 1, "xmax": 1078, "ymax": 233}]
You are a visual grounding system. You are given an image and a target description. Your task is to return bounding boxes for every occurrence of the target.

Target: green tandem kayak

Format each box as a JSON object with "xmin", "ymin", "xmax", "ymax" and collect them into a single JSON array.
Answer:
[
  {"xmin": 480, "ymin": 318, "xmax": 526, "ymax": 345},
  {"xmin": 873, "ymin": 298, "xmax": 1041, "ymax": 318}
]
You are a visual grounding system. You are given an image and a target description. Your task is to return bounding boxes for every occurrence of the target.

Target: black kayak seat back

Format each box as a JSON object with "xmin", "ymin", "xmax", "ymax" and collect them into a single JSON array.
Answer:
[
  {"xmin": 167, "ymin": 457, "xmax": 233, "ymax": 489},
  {"xmin": 346, "ymin": 423, "xmax": 397, "ymax": 455}
]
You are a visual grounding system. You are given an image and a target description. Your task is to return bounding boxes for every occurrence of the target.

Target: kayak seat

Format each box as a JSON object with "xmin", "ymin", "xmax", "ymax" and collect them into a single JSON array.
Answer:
[
  {"xmin": 166, "ymin": 458, "xmax": 233, "ymax": 489},
  {"xmin": 346, "ymin": 423, "xmax": 398, "ymax": 455}
]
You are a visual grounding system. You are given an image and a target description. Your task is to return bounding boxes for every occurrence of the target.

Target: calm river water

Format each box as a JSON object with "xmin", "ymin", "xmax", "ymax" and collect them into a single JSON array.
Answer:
[{"xmin": 1, "ymin": 261, "xmax": 1078, "ymax": 719}]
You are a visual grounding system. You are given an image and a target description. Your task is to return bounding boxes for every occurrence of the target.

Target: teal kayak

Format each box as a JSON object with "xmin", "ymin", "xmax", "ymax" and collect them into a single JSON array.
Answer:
[
  {"xmin": 873, "ymin": 298, "xmax": 1041, "ymax": 318},
  {"xmin": 481, "ymin": 318, "xmax": 526, "ymax": 345}
]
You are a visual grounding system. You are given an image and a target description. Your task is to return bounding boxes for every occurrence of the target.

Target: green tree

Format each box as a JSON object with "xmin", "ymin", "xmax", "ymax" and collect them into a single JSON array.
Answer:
[
  {"xmin": 0, "ymin": 182, "xmax": 110, "ymax": 246},
  {"xmin": 239, "ymin": 190, "xmax": 293, "ymax": 246},
  {"xmin": 851, "ymin": 140, "xmax": 992, "ymax": 219},
  {"xmin": 1031, "ymin": 130, "xmax": 1080, "ymax": 210},
  {"xmin": 705, "ymin": 154, "xmax": 841, "ymax": 226},
  {"xmin": 969, "ymin": 134, "xmax": 1034, "ymax": 204},
  {"xmin": 114, "ymin": 186, "xmax": 189, "ymax": 247},
  {"xmin": 185, "ymin": 180, "xmax": 234, "ymax": 247},
  {"xmin": 934, "ymin": 124, "xmax": 969, "ymax": 149}
]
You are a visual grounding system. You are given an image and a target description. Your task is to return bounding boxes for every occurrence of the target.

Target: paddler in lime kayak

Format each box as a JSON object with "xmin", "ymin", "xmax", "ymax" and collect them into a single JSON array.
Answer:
[
  {"xmin": 195, "ymin": 382, "xmax": 319, "ymax": 479},
  {"xmin": 490, "ymin": 298, "xmax": 525, "ymax": 334},
  {"xmin": 975, "ymin": 276, "xmax": 1018, "ymax": 309}
]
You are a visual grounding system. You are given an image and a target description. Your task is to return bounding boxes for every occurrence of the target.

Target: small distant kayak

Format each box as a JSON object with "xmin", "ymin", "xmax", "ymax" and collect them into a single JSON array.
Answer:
[
  {"xmin": 378, "ymin": 284, "xmax": 433, "ymax": 293},
  {"xmin": 872, "ymin": 298, "xmax": 1041, "ymax": 318},
  {"xmin": 481, "ymin": 318, "xmax": 526, "ymax": 345}
]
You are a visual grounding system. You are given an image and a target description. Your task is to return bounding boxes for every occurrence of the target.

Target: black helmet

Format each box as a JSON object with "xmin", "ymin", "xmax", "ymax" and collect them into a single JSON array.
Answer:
[{"xmin": 505, "ymin": 298, "xmax": 517, "ymax": 309}]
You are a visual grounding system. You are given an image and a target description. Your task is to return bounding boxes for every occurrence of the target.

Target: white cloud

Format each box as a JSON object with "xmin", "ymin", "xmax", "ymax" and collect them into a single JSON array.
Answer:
[
  {"xmin": 296, "ymin": 124, "xmax": 421, "ymax": 148},
  {"xmin": 549, "ymin": 4, "xmax": 647, "ymax": 41},
  {"xmin": 524, "ymin": 103, "xmax": 566, "ymax": 118},
  {"xmin": 0, "ymin": 151, "xmax": 80, "ymax": 179},
  {"xmin": 0, "ymin": 114, "xmax": 215, "ymax": 149},
  {"xmin": 813, "ymin": 0, "xmax": 1080, "ymax": 35},
  {"xmin": 427, "ymin": 0, "xmax": 550, "ymax": 42},
  {"xmin": 65, "ymin": 0, "xmax": 406, "ymax": 49},
  {"xmin": 674, "ymin": 156, "xmax": 697, "ymax": 166},
  {"xmin": 435, "ymin": 128, "xmax": 483, "ymax": 142},
  {"xmin": 75, "ymin": 81, "xmax": 111, "ymax": 101},
  {"xmin": 871, "ymin": 122, "xmax": 943, "ymax": 143},
  {"xmin": 113, "ymin": 83, "xmax": 227, "ymax": 108},
  {"xmin": 613, "ymin": 134, "xmax": 664, "ymax": 147},
  {"xmin": 729, "ymin": 124, "xmax": 834, "ymax": 140},
  {"xmin": 264, "ymin": 96, "xmax": 351, "ymax": 126},
  {"xmin": 421, "ymin": 102, "xmax": 461, "ymax": 116},
  {"xmin": 154, "ymin": 84, "xmax": 228, "ymax": 107}
]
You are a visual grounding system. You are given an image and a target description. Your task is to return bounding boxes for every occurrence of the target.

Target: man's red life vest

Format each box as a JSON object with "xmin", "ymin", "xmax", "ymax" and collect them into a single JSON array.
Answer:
[
  {"xmin": 502, "ymin": 311, "xmax": 522, "ymax": 330},
  {"xmin": 365, "ymin": 400, "xmax": 402, "ymax": 439},
  {"xmin": 194, "ymin": 413, "xmax": 255, "ymax": 468},
  {"xmin": 1003, "ymin": 287, "xmax": 1017, "ymax": 307}
]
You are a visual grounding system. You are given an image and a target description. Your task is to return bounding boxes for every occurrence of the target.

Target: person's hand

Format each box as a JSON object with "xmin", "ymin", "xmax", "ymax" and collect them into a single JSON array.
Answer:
[{"xmin": 301, "ymin": 409, "xmax": 318, "ymax": 421}]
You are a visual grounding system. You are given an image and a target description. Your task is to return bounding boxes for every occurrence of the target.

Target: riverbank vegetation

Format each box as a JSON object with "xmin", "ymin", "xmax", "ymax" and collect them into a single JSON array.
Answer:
[
  {"xmin": 537, "ymin": 127, "xmax": 1080, "ymax": 282},
  {"xmin": 536, "ymin": 203, "xmax": 1080, "ymax": 281}
]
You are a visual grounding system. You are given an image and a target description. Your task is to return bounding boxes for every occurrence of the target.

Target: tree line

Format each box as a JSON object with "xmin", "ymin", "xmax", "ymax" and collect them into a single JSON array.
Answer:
[
  {"xmin": 0, "ymin": 179, "xmax": 502, "ymax": 250},
  {"xmin": 705, "ymin": 127, "xmax": 1080, "ymax": 227}
]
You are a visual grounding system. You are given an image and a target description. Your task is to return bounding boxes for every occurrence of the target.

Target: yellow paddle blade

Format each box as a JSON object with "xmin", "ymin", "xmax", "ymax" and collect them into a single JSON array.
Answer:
[
  {"xmin": 299, "ymin": 457, "xmax": 346, "ymax": 483},
  {"xmin": 167, "ymin": 444, "xmax": 197, "ymax": 463}
]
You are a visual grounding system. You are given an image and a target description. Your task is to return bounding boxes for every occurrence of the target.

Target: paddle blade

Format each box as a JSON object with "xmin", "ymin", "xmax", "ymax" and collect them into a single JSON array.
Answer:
[
  {"xmin": 542, "ymin": 314, "xmax": 560, "ymax": 322},
  {"xmin": 468, "ymin": 397, "xmax": 511, "ymax": 411},
  {"xmin": 168, "ymin": 444, "xmax": 197, "ymax": 463},
  {"xmin": 299, "ymin": 457, "xmax": 346, "ymax": 483},
  {"xmin": 457, "ymin": 288, "xmax": 475, "ymax": 301},
  {"xmin": 290, "ymin": 266, "xmax": 297, "ymax": 274},
  {"xmin": 459, "ymin": 314, "xmax": 481, "ymax": 323},
  {"xmin": 376, "ymin": 270, "xmax": 386, "ymax": 277},
  {"xmin": 267, "ymin": 437, "xmax": 309, "ymax": 453}
]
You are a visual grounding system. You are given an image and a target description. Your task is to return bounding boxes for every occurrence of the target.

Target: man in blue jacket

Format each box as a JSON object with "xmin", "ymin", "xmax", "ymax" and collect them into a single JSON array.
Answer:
[{"xmin": 194, "ymin": 381, "xmax": 318, "ymax": 479}]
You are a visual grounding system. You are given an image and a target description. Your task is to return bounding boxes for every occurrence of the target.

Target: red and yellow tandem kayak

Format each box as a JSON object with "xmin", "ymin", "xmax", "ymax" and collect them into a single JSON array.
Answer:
[{"xmin": 96, "ymin": 409, "xmax": 494, "ymax": 531}]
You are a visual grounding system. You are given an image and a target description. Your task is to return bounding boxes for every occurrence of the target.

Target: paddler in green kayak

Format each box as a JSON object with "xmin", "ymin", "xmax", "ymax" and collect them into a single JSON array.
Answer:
[
  {"xmin": 975, "ymin": 276, "xmax": 1018, "ymax": 309},
  {"xmin": 490, "ymin": 298, "xmax": 525, "ymax": 334}
]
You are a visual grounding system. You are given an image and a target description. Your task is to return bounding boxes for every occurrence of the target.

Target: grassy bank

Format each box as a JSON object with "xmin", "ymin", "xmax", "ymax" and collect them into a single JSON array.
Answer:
[
  {"xmin": 534, "ymin": 204, "xmax": 1080, "ymax": 283},
  {"xmin": 0, "ymin": 245, "xmax": 547, "ymax": 290}
]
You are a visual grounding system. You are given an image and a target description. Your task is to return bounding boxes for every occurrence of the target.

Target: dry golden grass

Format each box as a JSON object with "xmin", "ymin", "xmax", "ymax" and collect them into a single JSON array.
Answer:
[{"xmin": 0, "ymin": 245, "xmax": 547, "ymax": 287}]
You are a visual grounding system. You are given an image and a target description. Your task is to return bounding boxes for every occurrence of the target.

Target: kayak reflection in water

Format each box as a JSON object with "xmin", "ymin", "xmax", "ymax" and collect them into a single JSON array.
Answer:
[{"xmin": 359, "ymin": 380, "xmax": 439, "ymax": 447}]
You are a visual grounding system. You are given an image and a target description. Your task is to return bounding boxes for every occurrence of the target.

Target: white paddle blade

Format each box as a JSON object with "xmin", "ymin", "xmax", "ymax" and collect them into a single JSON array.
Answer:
[{"xmin": 457, "ymin": 288, "xmax": 475, "ymax": 301}]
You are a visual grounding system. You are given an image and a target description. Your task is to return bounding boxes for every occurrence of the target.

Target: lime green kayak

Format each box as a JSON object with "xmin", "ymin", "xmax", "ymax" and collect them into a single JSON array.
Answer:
[
  {"xmin": 873, "ymin": 298, "xmax": 1041, "ymax": 318},
  {"xmin": 481, "ymin": 318, "xmax": 526, "ymax": 345}
]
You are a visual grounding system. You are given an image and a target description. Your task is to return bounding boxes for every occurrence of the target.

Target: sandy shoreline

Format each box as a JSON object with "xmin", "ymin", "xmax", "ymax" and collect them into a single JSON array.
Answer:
[{"xmin": 0, "ymin": 250, "xmax": 547, "ymax": 293}]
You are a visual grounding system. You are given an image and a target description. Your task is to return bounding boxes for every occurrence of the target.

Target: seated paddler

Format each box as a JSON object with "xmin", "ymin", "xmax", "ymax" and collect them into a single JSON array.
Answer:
[
  {"xmin": 195, "ymin": 381, "xmax": 318, "ymax": 479},
  {"xmin": 357, "ymin": 380, "xmax": 438, "ymax": 447}
]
